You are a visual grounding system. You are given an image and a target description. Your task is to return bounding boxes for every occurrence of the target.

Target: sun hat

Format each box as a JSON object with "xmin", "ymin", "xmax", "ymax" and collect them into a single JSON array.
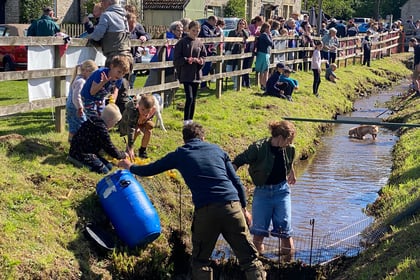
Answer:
[{"xmin": 101, "ymin": 103, "xmax": 122, "ymax": 128}]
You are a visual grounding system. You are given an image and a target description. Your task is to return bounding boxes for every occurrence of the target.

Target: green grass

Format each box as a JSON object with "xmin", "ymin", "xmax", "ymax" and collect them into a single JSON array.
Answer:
[{"xmin": 0, "ymin": 54, "xmax": 418, "ymax": 279}]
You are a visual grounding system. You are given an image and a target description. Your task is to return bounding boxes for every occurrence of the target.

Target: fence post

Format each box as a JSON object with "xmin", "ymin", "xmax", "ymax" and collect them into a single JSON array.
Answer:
[
  {"xmin": 215, "ymin": 39, "xmax": 223, "ymax": 98},
  {"xmin": 159, "ymin": 37, "xmax": 167, "ymax": 103},
  {"xmin": 54, "ymin": 45, "xmax": 67, "ymax": 133},
  {"xmin": 237, "ymin": 45, "xmax": 244, "ymax": 91},
  {"xmin": 352, "ymin": 38, "xmax": 357, "ymax": 66}
]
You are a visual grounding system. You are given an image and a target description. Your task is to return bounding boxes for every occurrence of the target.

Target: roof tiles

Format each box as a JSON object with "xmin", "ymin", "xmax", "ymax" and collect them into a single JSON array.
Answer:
[{"xmin": 143, "ymin": 0, "xmax": 189, "ymax": 10}]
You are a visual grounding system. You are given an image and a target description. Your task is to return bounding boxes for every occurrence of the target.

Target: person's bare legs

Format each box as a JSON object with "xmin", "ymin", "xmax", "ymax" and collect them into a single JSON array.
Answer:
[
  {"xmin": 141, "ymin": 127, "xmax": 152, "ymax": 149},
  {"xmin": 253, "ymin": 235, "xmax": 265, "ymax": 254},
  {"xmin": 259, "ymin": 71, "xmax": 269, "ymax": 88},
  {"xmin": 280, "ymin": 237, "xmax": 295, "ymax": 262}
]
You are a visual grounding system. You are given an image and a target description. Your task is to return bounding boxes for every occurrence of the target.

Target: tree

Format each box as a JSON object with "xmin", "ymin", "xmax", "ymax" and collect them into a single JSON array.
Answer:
[
  {"xmin": 303, "ymin": 0, "xmax": 410, "ymax": 20},
  {"xmin": 224, "ymin": 0, "xmax": 245, "ymax": 18},
  {"xmin": 20, "ymin": 0, "xmax": 53, "ymax": 23}
]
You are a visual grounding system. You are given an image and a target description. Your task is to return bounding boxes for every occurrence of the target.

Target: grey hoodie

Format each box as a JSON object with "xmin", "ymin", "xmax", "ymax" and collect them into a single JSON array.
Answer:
[{"xmin": 89, "ymin": 4, "xmax": 131, "ymax": 58}]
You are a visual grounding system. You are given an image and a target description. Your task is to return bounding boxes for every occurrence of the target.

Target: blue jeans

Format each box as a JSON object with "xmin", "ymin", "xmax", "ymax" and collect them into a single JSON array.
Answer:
[{"xmin": 250, "ymin": 181, "xmax": 292, "ymax": 238}]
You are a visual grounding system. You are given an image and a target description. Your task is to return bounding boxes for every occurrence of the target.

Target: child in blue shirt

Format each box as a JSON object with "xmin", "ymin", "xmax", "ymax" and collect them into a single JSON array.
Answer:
[
  {"xmin": 278, "ymin": 68, "xmax": 299, "ymax": 101},
  {"xmin": 81, "ymin": 55, "xmax": 131, "ymax": 118}
]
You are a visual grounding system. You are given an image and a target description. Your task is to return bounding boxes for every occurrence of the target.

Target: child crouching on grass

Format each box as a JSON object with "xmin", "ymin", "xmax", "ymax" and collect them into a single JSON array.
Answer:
[
  {"xmin": 325, "ymin": 63, "xmax": 339, "ymax": 83},
  {"xmin": 119, "ymin": 94, "xmax": 156, "ymax": 160},
  {"xmin": 66, "ymin": 60, "xmax": 98, "ymax": 143},
  {"xmin": 68, "ymin": 103, "xmax": 128, "ymax": 174}
]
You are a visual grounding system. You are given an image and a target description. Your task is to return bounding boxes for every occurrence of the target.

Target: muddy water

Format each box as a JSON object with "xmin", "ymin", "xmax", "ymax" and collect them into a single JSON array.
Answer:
[{"xmin": 292, "ymin": 87, "xmax": 401, "ymax": 238}]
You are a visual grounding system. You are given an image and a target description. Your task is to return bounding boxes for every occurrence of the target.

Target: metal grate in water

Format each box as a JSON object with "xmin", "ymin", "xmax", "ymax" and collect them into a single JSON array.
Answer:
[{"xmin": 212, "ymin": 216, "xmax": 378, "ymax": 266}]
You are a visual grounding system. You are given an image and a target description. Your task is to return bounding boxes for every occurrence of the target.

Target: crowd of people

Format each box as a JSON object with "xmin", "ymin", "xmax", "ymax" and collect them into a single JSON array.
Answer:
[{"xmin": 23, "ymin": 2, "xmax": 417, "ymax": 278}]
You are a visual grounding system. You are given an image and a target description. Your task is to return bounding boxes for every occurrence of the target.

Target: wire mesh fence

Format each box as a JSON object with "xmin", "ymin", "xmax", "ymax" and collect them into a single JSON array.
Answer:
[
  {"xmin": 212, "ymin": 216, "xmax": 377, "ymax": 266},
  {"xmin": 138, "ymin": 175, "xmax": 384, "ymax": 266}
]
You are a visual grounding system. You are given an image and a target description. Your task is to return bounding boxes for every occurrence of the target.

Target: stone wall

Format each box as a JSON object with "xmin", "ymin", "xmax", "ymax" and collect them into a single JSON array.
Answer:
[{"xmin": 5, "ymin": 0, "xmax": 20, "ymax": 23}]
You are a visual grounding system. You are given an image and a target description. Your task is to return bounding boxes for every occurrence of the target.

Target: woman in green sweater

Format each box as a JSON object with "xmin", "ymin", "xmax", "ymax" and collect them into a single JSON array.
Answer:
[{"xmin": 233, "ymin": 120, "xmax": 297, "ymax": 261}]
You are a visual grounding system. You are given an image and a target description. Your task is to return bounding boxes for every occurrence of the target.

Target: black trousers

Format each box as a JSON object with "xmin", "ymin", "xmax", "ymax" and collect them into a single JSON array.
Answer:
[{"xmin": 312, "ymin": 69, "xmax": 321, "ymax": 95}]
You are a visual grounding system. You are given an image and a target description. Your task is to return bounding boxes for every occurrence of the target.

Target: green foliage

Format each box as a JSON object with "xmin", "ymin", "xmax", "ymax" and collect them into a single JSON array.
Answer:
[
  {"xmin": 224, "ymin": 0, "xmax": 245, "ymax": 18},
  {"xmin": 20, "ymin": 0, "xmax": 53, "ymax": 23},
  {"xmin": 82, "ymin": 0, "xmax": 97, "ymax": 15},
  {"xmin": 303, "ymin": 0, "xmax": 409, "ymax": 21}
]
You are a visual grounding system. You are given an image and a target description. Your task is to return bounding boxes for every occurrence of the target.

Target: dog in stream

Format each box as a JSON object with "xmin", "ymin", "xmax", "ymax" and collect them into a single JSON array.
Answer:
[{"xmin": 348, "ymin": 125, "xmax": 379, "ymax": 140}]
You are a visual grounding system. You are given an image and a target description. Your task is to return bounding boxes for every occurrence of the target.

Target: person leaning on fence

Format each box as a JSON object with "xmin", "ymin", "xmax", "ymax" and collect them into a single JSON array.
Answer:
[
  {"xmin": 319, "ymin": 22, "xmax": 328, "ymax": 37},
  {"xmin": 173, "ymin": 20, "xmax": 206, "ymax": 126},
  {"xmin": 27, "ymin": 6, "xmax": 60, "ymax": 36},
  {"xmin": 88, "ymin": 0, "xmax": 132, "ymax": 68},
  {"xmin": 255, "ymin": 22, "xmax": 274, "ymax": 92},
  {"xmin": 225, "ymin": 19, "xmax": 249, "ymax": 90},
  {"xmin": 299, "ymin": 21, "xmax": 314, "ymax": 71},
  {"xmin": 409, "ymin": 37, "xmax": 420, "ymax": 96},
  {"xmin": 83, "ymin": 2, "xmax": 103, "ymax": 34},
  {"xmin": 284, "ymin": 18, "xmax": 299, "ymax": 68},
  {"xmin": 81, "ymin": 55, "xmax": 131, "ymax": 118},
  {"xmin": 232, "ymin": 120, "xmax": 297, "ymax": 262},
  {"xmin": 361, "ymin": 30, "xmax": 373, "ymax": 67},
  {"xmin": 144, "ymin": 21, "xmax": 183, "ymax": 107},
  {"xmin": 118, "ymin": 122, "xmax": 266, "ymax": 280},
  {"xmin": 321, "ymin": 28, "xmax": 338, "ymax": 68},
  {"xmin": 321, "ymin": 27, "xmax": 339, "ymax": 68},
  {"xmin": 270, "ymin": 20, "xmax": 282, "ymax": 64},
  {"xmin": 198, "ymin": 15, "xmax": 220, "ymax": 89},
  {"xmin": 66, "ymin": 60, "xmax": 98, "ymax": 143},
  {"xmin": 180, "ymin": 18, "xmax": 192, "ymax": 38},
  {"xmin": 68, "ymin": 103, "xmax": 128, "ymax": 174},
  {"xmin": 346, "ymin": 21, "xmax": 359, "ymax": 37},
  {"xmin": 126, "ymin": 12, "xmax": 152, "ymax": 89},
  {"xmin": 243, "ymin": 16, "xmax": 263, "ymax": 88}
]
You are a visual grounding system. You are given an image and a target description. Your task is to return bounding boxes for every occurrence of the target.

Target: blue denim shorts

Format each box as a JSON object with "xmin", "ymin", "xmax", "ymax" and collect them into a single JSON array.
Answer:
[{"xmin": 250, "ymin": 181, "xmax": 292, "ymax": 238}]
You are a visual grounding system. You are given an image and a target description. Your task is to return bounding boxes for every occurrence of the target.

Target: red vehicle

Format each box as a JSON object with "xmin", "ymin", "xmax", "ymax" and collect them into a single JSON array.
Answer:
[{"xmin": 0, "ymin": 24, "xmax": 28, "ymax": 71}]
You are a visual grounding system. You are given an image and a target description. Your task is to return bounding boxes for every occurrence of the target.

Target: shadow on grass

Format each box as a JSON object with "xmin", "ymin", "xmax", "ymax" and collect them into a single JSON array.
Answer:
[
  {"xmin": 1, "ymin": 110, "xmax": 56, "ymax": 136},
  {"xmin": 68, "ymin": 191, "xmax": 117, "ymax": 279},
  {"xmin": 4, "ymin": 136, "xmax": 70, "ymax": 167}
]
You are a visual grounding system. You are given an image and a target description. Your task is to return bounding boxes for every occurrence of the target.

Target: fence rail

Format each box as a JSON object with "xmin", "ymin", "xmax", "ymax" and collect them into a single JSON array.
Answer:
[
  {"xmin": 0, "ymin": 31, "xmax": 402, "ymax": 133},
  {"xmin": 60, "ymin": 23, "xmax": 168, "ymax": 39}
]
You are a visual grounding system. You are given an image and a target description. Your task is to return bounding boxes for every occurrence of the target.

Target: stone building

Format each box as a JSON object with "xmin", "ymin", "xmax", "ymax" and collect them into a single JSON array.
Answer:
[{"xmin": 0, "ymin": 0, "xmax": 302, "ymax": 26}]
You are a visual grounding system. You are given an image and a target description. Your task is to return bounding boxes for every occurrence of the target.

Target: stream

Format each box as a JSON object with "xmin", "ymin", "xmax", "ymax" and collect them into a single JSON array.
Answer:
[
  {"xmin": 288, "ymin": 84, "xmax": 402, "ymax": 263},
  {"xmin": 213, "ymin": 83, "xmax": 405, "ymax": 264}
]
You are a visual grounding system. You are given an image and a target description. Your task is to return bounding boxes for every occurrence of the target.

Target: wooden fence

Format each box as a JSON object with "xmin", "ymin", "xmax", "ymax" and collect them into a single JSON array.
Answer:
[
  {"xmin": 61, "ymin": 23, "xmax": 168, "ymax": 39},
  {"xmin": 0, "ymin": 31, "xmax": 402, "ymax": 133}
]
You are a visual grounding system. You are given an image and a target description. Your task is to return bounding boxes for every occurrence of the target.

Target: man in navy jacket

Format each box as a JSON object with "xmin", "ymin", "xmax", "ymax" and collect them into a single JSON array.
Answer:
[{"xmin": 118, "ymin": 122, "xmax": 266, "ymax": 280}]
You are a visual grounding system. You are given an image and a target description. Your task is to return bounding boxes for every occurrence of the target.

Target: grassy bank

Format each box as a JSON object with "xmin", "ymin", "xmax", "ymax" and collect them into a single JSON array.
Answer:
[{"xmin": 0, "ymin": 54, "xmax": 417, "ymax": 279}]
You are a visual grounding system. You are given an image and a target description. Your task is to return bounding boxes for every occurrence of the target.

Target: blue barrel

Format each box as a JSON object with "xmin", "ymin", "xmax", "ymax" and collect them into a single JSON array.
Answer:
[{"xmin": 96, "ymin": 169, "xmax": 161, "ymax": 248}]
